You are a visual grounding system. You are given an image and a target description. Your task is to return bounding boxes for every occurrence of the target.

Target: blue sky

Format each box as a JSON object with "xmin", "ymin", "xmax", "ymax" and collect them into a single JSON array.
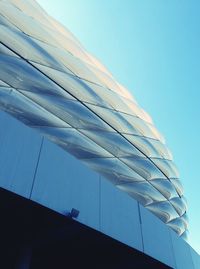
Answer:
[{"xmin": 37, "ymin": 0, "xmax": 200, "ymax": 253}]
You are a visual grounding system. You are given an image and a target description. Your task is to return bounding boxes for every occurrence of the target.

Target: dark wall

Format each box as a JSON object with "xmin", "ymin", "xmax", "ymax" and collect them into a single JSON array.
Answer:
[{"xmin": 0, "ymin": 188, "xmax": 172, "ymax": 269}]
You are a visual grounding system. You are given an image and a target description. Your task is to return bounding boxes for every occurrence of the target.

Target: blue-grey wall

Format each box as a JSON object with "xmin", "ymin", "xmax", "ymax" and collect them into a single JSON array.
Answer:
[{"xmin": 0, "ymin": 110, "xmax": 199, "ymax": 269}]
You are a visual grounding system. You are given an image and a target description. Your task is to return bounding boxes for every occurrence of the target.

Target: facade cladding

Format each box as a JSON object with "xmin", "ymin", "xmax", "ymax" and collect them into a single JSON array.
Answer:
[{"xmin": 0, "ymin": 0, "xmax": 188, "ymax": 240}]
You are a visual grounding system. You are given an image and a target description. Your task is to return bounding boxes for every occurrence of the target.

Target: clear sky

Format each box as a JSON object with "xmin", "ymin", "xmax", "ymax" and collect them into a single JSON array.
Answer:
[{"xmin": 37, "ymin": 0, "xmax": 200, "ymax": 254}]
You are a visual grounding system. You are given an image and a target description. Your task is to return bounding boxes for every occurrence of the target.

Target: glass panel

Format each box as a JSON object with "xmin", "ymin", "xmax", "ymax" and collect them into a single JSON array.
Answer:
[
  {"xmin": 31, "ymin": 36, "xmax": 99, "ymax": 81},
  {"xmin": 169, "ymin": 178, "xmax": 184, "ymax": 196},
  {"xmin": 151, "ymin": 158, "xmax": 179, "ymax": 178},
  {"xmin": 39, "ymin": 21, "xmax": 93, "ymax": 66},
  {"xmin": 0, "ymin": 42, "xmax": 18, "ymax": 57},
  {"xmin": 82, "ymin": 157, "xmax": 145, "ymax": 185},
  {"xmin": 150, "ymin": 178, "xmax": 178, "ymax": 200},
  {"xmin": 84, "ymin": 62, "xmax": 123, "ymax": 93},
  {"xmin": 0, "ymin": 25, "xmax": 70, "ymax": 73},
  {"xmin": 120, "ymin": 156, "xmax": 166, "ymax": 181},
  {"xmin": 0, "ymin": 79, "xmax": 9, "ymax": 87},
  {"xmin": 121, "ymin": 97, "xmax": 153, "ymax": 123},
  {"xmin": 123, "ymin": 135, "xmax": 172, "ymax": 160},
  {"xmin": 81, "ymin": 129, "xmax": 143, "ymax": 158},
  {"xmin": 0, "ymin": 87, "xmax": 69, "ymax": 127},
  {"xmin": 19, "ymin": 92, "xmax": 112, "ymax": 132},
  {"xmin": 117, "ymin": 181, "xmax": 167, "ymax": 206},
  {"xmin": 181, "ymin": 196, "xmax": 188, "ymax": 211},
  {"xmin": 0, "ymin": 2, "xmax": 57, "ymax": 46},
  {"xmin": 30, "ymin": 37, "xmax": 79, "ymax": 73},
  {"xmin": 18, "ymin": 85, "xmax": 74, "ymax": 101},
  {"xmin": 0, "ymin": 54, "xmax": 74, "ymax": 100},
  {"xmin": 31, "ymin": 62, "xmax": 108, "ymax": 107},
  {"xmin": 167, "ymin": 217, "xmax": 186, "ymax": 236},
  {"xmin": 148, "ymin": 139, "xmax": 172, "ymax": 160},
  {"xmin": 146, "ymin": 200, "xmax": 180, "ymax": 223},
  {"xmin": 83, "ymin": 80, "xmax": 135, "ymax": 114},
  {"xmin": 42, "ymin": 15, "xmax": 82, "ymax": 48},
  {"xmin": 170, "ymin": 197, "xmax": 187, "ymax": 216},
  {"xmin": 147, "ymin": 123, "xmax": 165, "ymax": 143},
  {"xmin": 0, "ymin": 12, "xmax": 18, "ymax": 29},
  {"xmin": 86, "ymin": 104, "xmax": 140, "ymax": 135},
  {"xmin": 0, "ymin": 1, "xmax": 94, "ymax": 68},
  {"xmin": 124, "ymin": 134, "xmax": 157, "ymax": 157},
  {"xmin": 113, "ymin": 81, "xmax": 135, "ymax": 100},
  {"xmin": 180, "ymin": 213, "xmax": 189, "ymax": 229},
  {"xmin": 3, "ymin": 0, "xmax": 100, "ymax": 66},
  {"xmin": 6, "ymin": 0, "xmax": 57, "ymax": 30},
  {"xmin": 122, "ymin": 114, "xmax": 158, "ymax": 139},
  {"xmin": 86, "ymin": 57, "xmax": 113, "ymax": 79},
  {"xmin": 37, "ymin": 127, "xmax": 112, "ymax": 159},
  {"xmin": 180, "ymin": 230, "xmax": 189, "ymax": 241}
]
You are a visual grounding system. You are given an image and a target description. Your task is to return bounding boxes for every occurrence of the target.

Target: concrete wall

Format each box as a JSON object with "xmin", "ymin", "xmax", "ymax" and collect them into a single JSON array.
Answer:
[{"xmin": 0, "ymin": 110, "xmax": 199, "ymax": 269}]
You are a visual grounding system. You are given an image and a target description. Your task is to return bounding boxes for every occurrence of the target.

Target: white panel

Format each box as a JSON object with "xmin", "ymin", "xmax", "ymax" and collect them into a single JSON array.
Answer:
[
  {"xmin": 139, "ymin": 204, "xmax": 175, "ymax": 268},
  {"xmin": 0, "ymin": 0, "xmax": 188, "ymax": 239},
  {"xmin": 0, "ymin": 111, "xmax": 42, "ymax": 198},
  {"xmin": 170, "ymin": 229, "xmax": 194, "ymax": 269},
  {"xmin": 30, "ymin": 138, "xmax": 101, "ymax": 231},
  {"xmin": 100, "ymin": 177, "xmax": 143, "ymax": 251}
]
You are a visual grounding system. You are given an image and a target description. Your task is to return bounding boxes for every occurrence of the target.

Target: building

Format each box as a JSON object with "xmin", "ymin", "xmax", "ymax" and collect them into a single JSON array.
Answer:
[{"xmin": 0, "ymin": 0, "xmax": 199, "ymax": 268}]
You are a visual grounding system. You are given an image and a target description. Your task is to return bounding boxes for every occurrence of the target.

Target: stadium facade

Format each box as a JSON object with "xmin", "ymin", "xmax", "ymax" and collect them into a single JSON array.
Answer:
[{"xmin": 0, "ymin": 0, "xmax": 199, "ymax": 268}]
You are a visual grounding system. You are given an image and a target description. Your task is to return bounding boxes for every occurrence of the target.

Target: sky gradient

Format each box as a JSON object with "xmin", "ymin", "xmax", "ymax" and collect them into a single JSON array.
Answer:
[{"xmin": 37, "ymin": 0, "xmax": 200, "ymax": 254}]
